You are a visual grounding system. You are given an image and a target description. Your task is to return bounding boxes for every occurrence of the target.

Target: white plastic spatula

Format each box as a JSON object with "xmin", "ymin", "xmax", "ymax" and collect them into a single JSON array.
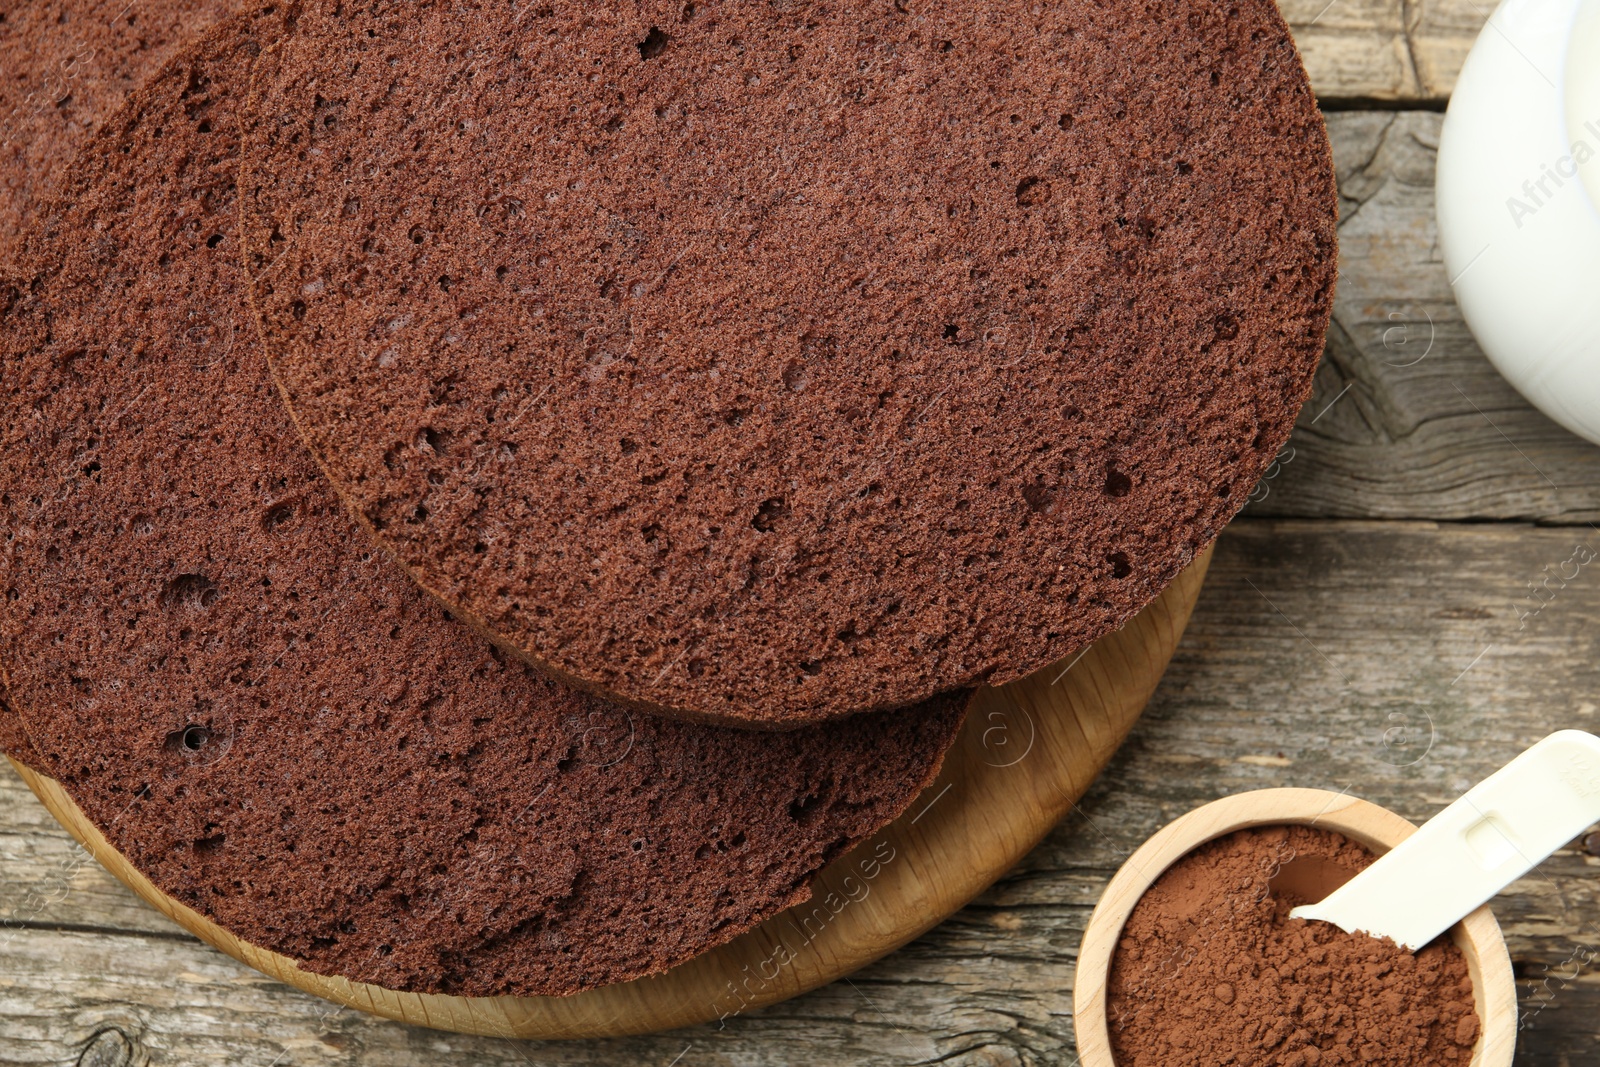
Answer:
[{"xmin": 1290, "ymin": 730, "xmax": 1600, "ymax": 950}]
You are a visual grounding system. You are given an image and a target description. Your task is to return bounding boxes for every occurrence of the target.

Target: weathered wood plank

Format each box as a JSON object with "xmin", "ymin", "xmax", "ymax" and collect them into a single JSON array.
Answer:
[
  {"xmin": 1286, "ymin": 0, "xmax": 1472, "ymax": 103},
  {"xmin": 1286, "ymin": 0, "xmax": 1483, "ymax": 104},
  {"xmin": 5, "ymin": 520, "xmax": 1600, "ymax": 1065},
  {"xmin": 1249, "ymin": 113, "xmax": 1600, "ymax": 524},
  {"xmin": 0, "ymin": 770, "xmax": 187, "ymax": 939}
]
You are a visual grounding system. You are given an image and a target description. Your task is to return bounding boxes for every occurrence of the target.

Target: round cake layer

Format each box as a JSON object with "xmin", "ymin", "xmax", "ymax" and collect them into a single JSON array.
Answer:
[
  {"xmin": 0, "ymin": 0, "xmax": 235, "ymax": 766},
  {"xmin": 239, "ymin": 0, "xmax": 1337, "ymax": 727},
  {"xmin": 0, "ymin": 7, "xmax": 966, "ymax": 998},
  {"xmin": 0, "ymin": 0, "xmax": 233, "ymax": 265},
  {"xmin": 0, "ymin": 285, "xmax": 36, "ymax": 771}
]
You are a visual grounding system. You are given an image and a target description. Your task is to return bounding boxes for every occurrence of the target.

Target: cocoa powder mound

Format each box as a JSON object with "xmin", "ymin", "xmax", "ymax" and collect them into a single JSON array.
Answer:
[{"xmin": 1108, "ymin": 826, "xmax": 1480, "ymax": 1067}]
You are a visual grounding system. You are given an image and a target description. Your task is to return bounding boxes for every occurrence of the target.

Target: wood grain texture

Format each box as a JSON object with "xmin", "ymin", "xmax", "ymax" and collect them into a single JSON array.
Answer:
[
  {"xmin": 6, "ymin": 521, "xmax": 1600, "ymax": 1065},
  {"xmin": 1251, "ymin": 112, "xmax": 1600, "ymax": 525},
  {"xmin": 1286, "ymin": 0, "xmax": 1484, "ymax": 103}
]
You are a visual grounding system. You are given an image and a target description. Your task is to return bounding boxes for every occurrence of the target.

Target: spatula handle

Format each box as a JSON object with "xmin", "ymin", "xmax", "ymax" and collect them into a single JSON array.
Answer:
[{"xmin": 1291, "ymin": 730, "xmax": 1600, "ymax": 949}]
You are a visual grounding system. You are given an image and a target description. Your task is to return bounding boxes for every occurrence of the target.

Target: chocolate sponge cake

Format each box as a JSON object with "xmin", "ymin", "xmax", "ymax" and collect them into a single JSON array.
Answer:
[
  {"xmin": 0, "ymin": 7, "xmax": 966, "ymax": 997},
  {"xmin": 0, "ymin": 689, "xmax": 45, "ymax": 769},
  {"xmin": 239, "ymin": 0, "xmax": 1337, "ymax": 728},
  {"xmin": 0, "ymin": 0, "xmax": 233, "ymax": 265},
  {"xmin": 0, "ymin": 1, "xmax": 232, "ymax": 767}
]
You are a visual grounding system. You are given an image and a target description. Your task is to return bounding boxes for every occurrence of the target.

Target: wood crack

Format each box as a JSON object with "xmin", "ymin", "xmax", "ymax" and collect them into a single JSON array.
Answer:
[{"xmin": 0, "ymin": 918, "xmax": 197, "ymax": 943}]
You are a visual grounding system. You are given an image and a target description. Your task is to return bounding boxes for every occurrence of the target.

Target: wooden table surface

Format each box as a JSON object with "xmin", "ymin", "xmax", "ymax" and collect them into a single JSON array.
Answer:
[{"xmin": 7, "ymin": 4, "xmax": 1600, "ymax": 1065}]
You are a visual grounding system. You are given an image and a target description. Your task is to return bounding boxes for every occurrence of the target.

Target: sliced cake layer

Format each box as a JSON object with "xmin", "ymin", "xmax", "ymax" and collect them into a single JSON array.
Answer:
[
  {"xmin": 239, "ymin": 0, "xmax": 1336, "ymax": 727},
  {"xmin": 0, "ymin": 8, "xmax": 967, "ymax": 997}
]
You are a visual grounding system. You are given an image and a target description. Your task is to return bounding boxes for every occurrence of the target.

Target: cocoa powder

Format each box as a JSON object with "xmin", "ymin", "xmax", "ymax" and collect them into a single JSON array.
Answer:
[{"xmin": 1108, "ymin": 826, "xmax": 1481, "ymax": 1066}]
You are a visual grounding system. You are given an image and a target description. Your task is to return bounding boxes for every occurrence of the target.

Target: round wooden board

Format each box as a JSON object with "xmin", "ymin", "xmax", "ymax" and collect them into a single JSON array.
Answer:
[{"xmin": 13, "ymin": 547, "xmax": 1211, "ymax": 1040}]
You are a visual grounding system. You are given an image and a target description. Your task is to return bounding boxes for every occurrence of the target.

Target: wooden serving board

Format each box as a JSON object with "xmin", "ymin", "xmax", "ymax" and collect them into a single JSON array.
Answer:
[{"xmin": 13, "ymin": 547, "xmax": 1211, "ymax": 1040}]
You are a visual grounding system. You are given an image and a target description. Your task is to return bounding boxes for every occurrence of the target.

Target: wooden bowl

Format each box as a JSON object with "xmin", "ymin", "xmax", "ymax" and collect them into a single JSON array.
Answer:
[
  {"xmin": 1073, "ymin": 788, "xmax": 1517, "ymax": 1067},
  {"xmin": 12, "ymin": 549, "xmax": 1212, "ymax": 1039}
]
